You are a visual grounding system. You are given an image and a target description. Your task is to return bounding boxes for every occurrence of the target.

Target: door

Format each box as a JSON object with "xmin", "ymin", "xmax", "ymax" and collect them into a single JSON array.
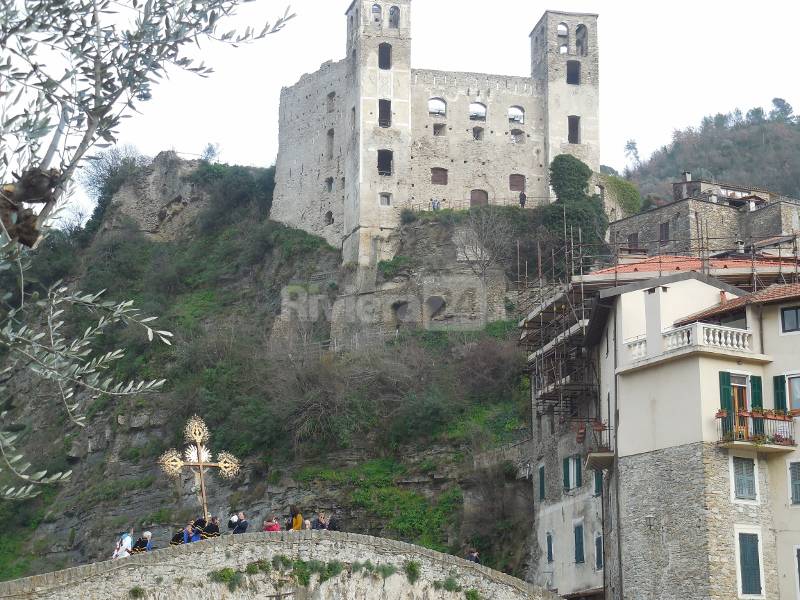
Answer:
[
  {"xmin": 731, "ymin": 374, "xmax": 749, "ymax": 440},
  {"xmin": 470, "ymin": 189, "xmax": 488, "ymax": 207}
]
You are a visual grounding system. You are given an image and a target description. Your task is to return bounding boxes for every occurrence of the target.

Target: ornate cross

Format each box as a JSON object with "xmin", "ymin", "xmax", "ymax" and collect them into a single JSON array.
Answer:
[{"xmin": 159, "ymin": 415, "xmax": 241, "ymax": 521}]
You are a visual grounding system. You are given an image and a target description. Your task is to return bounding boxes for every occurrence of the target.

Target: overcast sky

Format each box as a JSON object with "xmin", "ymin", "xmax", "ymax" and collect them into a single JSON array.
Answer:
[{"xmin": 111, "ymin": 0, "xmax": 800, "ymax": 176}]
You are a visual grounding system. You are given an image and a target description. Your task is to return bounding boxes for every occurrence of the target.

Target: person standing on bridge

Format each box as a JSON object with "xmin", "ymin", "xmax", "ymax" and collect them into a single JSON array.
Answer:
[
  {"xmin": 518, "ymin": 191, "xmax": 527, "ymax": 208},
  {"xmin": 289, "ymin": 505, "xmax": 304, "ymax": 531}
]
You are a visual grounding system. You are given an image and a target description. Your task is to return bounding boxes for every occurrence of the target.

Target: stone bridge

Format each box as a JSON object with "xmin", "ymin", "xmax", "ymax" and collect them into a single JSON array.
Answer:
[{"xmin": 0, "ymin": 531, "xmax": 559, "ymax": 600}]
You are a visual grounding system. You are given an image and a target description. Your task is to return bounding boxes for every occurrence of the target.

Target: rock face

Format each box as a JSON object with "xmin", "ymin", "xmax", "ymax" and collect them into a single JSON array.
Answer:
[
  {"xmin": 104, "ymin": 151, "xmax": 209, "ymax": 241},
  {"xmin": 0, "ymin": 532, "xmax": 555, "ymax": 600}
]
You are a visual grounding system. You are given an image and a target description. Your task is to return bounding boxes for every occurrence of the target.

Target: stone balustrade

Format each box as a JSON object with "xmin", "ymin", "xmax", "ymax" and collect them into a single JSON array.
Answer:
[{"xmin": 626, "ymin": 323, "xmax": 754, "ymax": 364}]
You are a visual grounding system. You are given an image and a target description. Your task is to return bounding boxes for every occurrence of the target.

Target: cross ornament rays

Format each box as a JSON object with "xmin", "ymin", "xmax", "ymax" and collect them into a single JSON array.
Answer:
[{"xmin": 159, "ymin": 415, "xmax": 241, "ymax": 520}]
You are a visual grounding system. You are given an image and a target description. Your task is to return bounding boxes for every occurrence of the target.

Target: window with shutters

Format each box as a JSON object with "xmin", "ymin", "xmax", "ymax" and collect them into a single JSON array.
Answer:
[
  {"xmin": 594, "ymin": 534, "xmax": 603, "ymax": 570},
  {"xmin": 732, "ymin": 456, "xmax": 757, "ymax": 502},
  {"xmin": 546, "ymin": 532, "xmax": 554, "ymax": 563},
  {"xmin": 781, "ymin": 306, "xmax": 800, "ymax": 333},
  {"xmin": 593, "ymin": 469, "xmax": 603, "ymax": 496},
  {"xmin": 563, "ymin": 455, "xmax": 582, "ymax": 491},
  {"xmin": 538, "ymin": 465, "xmax": 545, "ymax": 501},
  {"xmin": 659, "ymin": 221, "xmax": 670, "ymax": 245},
  {"xmin": 788, "ymin": 374, "xmax": 800, "ymax": 412},
  {"xmin": 789, "ymin": 462, "xmax": 800, "ymax": 504},
  {"xmin": 737, "ymin": 531, "xmax": 763, "ymax": 597},
  {"xmin": 574, "ymin": 523, "xmax": 585, "ymax": 564}
]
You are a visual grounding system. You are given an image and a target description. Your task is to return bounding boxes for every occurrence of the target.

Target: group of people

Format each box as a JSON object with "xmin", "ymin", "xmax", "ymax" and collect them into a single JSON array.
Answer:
[{"xmin": 111, "ymin": 507, "xmax": 338, "ymax": 559}]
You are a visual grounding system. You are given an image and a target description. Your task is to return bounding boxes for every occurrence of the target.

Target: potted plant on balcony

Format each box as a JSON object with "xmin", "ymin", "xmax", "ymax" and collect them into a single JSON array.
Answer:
[
  {"xmin": 737, "ymin": 410, "xmax": 751, "ymax": 418},
  {"xmin": 715, "ymin": 409, "xmax": 728, "ymax": 419},
  {"xmin": 751, "ymin": 407, "xmax": 764, "ymax": 417}
]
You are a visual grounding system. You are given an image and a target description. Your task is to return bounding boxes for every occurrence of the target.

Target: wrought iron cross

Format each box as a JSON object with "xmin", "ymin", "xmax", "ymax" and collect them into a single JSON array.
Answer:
[{"xmin": 159, "ymin": 415, "xmax": 241, "ymax": 521}]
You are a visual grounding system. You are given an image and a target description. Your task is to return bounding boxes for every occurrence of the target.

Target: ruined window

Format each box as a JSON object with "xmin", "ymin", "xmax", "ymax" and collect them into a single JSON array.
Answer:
[
  {"xmin": 469, "ymin": 102, "xmax": 487, "ymax": 121},
  {"xmin": 431, "ymin": 167, "xmax": 448, "ymax": 185},
  {"xmin": 557, "ymin": 22, "xmax": 569, "ymax": 54},
  {"xmin": 509, "ymin": 174, "xmax": 526, "ymax": 192},
  {"xmin": 567, "ymin": 60, "xmax": 581, "ymax": 85},
  {"xmin": 508, "ymin": 106, "xmax": 525, "ymax": 124},
  {"xmin": 324, "ymin": 211, "xmax": 334, "ymax": 225},
  {"xmin": 371, "ymin": 3, "xmax": 382, "ymax": 26},
  {"xmin": 510, "ymin": 129, "xmax": 525, "ymax": 144},
  {"xmin": 392, "ymin": 300, "xmax": 411, "ymax": 322},
  {"xmin": 326, "ymin": 128, "xmax": 335, "ymax": 158},
  {"xmin": 428, "ymin": 97, "xmax": 446, "ymax": 117},
  {"xmin": 325, "ymin": 177, "xmax": 334, "ymax": 192},
  {"xmin": 379, "ymin": 193, "xmax": 392, "ymax": 206},
  {"xmin": 379, "ymin": 99, "xmax": 392, "ymax": 127},
  {"xmin": 327, "ymin": 91, "xmax": 336, "ymax": 112},
  {"xmin": 426, "ymin": 295, "xmax": 446, "ymax": 320},
  {"xmin": 472, "ymin": 126, "xmax": 484, "ymax": 140},
  {"xmin": 470, "ymin": 189, "xmax": 488, "ymax": 207},
  {"xmin": 377, "ymin": 149, "xmax": 393, "ymax": 176},
  {"xmin": 378, "ymin": 43, "xmax": 392, "ymax": 70},
  {"xmin": 388, "ymin": 5, "xmax": 400, "ymax": 28},
  {"xmin": 627, "ymin": 232, "xmax": 639, "ymax": 248},
  {"xmin": 576, "ymin": 24, "xmax": 588, "ymax": 56},
  {"xmin": 659, "ymin": 221, "xmax": 669, "ymax": 245},
  {"xmin": 567, "ymin": 115, "xmax": 580, "ymax": 144},
  {"xmin": 433, "ymin": 123, "xmax": 446, "ymax": 136}
]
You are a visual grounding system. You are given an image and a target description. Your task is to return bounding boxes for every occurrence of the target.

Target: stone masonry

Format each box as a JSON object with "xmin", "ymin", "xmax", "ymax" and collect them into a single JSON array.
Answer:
[
  {"xmin": 0, "ymin": 531, "xmax": 557, "ymax": 600},
  {"xmin": 272, "ymin": 1, "xmax": 600, "ymax": 265}
]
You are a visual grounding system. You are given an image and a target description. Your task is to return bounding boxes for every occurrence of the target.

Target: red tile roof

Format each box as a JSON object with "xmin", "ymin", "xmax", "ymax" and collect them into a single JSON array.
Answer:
[
  {"xmin": 589, "ymin": 255, "xmax": 796, "ymax": 276},
  {"xmin": 675, "ymin": 283, "xmax": 800, "ymax": 326}
]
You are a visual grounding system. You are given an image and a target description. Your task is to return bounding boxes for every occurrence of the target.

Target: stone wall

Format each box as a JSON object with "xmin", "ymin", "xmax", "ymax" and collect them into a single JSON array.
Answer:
[{"xmin": 0, "ymin": 531, "xmax": 555, "ymax": 600}]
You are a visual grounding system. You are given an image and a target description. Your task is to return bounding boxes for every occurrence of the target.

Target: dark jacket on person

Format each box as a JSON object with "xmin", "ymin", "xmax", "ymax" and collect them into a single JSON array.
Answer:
[
  {"xmin": 131, "ymin": 537, "xmax": 151, "ymax": 554},
  {"xmin": 232, "ymin": 519, "xmax": 248, "ymax": 534},
  {"xmin": 170, "ymin": 530, "xmax": 184, "ymax": 546},
  {"xmin": 311, "ymin": 518, "xmax": 328, "ymax": 530},
  {"xmin": 202, "ymin": 522, "xmax": 220, "ymax": 539}
]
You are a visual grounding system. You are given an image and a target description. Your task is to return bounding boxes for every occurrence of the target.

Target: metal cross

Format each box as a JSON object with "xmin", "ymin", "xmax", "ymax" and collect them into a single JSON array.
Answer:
[{"xmin": 159, "ymin": 415, "xmax": 241, "ymax": 521}]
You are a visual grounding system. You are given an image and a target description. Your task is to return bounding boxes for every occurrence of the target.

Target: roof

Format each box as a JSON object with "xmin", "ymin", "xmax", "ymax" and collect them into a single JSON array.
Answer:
[
  {"xmin": 589, "ymin": 256, "xmax": 793, "ymax": 276},
  {"xmin": 674, "ymin": 282, "xmax": 800, "ymax": 326}
]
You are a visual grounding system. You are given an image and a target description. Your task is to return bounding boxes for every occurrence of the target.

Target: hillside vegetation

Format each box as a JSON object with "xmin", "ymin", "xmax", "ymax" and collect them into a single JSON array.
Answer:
[{"xmin": 629, "ymin": 98, "xmax": 800, "ymax": 203}]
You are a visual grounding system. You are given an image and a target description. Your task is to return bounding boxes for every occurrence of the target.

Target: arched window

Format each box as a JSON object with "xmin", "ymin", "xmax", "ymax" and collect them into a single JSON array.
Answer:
[
  {"xmin": 378, "ymin": 43, "xmax": 392, "ymax": 70},
  {"xmin": 431, "ymin": 168, "xmax": 448, "ymax": 185},
  {"xmin": 508, "ymin": 106, "xmax": 525, "ymax": 124},
  {"xmin": 371, "ymin": 3, "xmax": 382, "ymax": 26},
  {"xmin": 510, "ymin": 129, "xmax": 525, "ymax": 144},
  {"xmin": 470, "ymin": 189, "xmax": 489, "ymax": 207},
  {"xmin": 576, "ymin": 24, "xmax": 588, "ymax": 56},
  {"xmin": 388, "ymin": 6, "xmax": 400, "ymax": 28},
  {"xmin": 324, "ymin": 211, "xmax": 334, "ymax": 225},
  {"xmin": 557, "ymin": 22, "xmax": 569, "ymax": 54},
  {"xmin": 509, "ymin": 174, "xmax": 526, "ymax": 192},
  {"xmin": 567, "ymin": 60, "xmax": 581, "ymax": 85},
  {"xmin": 428, "ymin": 97, "xmax": 446, "ymax": 117},
  {"xmin": 426, "ymin": 296, "xmax": 446, "ymax": 320},
  {"xmin": 469, "ymin": 102, "xmax": 486, "ymax": 121}
]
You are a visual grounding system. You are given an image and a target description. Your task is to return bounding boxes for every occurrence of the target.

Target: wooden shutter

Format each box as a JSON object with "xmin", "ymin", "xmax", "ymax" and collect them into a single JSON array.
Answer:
[
  {"xmin": 574, "ymin": 524, "xmax": 584, "ymax": 563},
  {"xmin": 738, "ymin": 533, "xmax": 762, "ymax": 595},
  {"xmin": 575, "ymin": 456, "xmax": 582, "ymax": 488},
  {"xmin": 790, "ymin": 462, "xmax": 800, "ymax": 504},
  {"xmin": 733, "ymin": 457, "xmax": 756, "ymax": 500},
  {"xmin": 719, "ymin": 371, "xmax": 733, "ymax": 434},
  {"xmin": 563, "ymin": 457, "xmax": 570, "ymax": 490},
  {"xmin": 751, "ymin": 376, "xmax": 764, "ymax": 435},
  {"xmin": 774, "ymin": 375, "xmax": 787, "ymax": 411},
  {"xmin": 546, "ymin": 533, "xmax": 553, "ymax": 563},
  {"xmin": 595, "ymin": 535, "xmax": 604, "ymax": 570},
  {"xmin": 539, "ymin": 465, "xmax": 546, "ymax": 500},
  {"xmin": 594, "ymin": 469, "xmax": 603, "ymax": 496}
]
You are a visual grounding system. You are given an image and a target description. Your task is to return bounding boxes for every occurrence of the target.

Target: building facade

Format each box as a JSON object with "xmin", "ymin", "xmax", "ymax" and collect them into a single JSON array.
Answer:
[
  {"xmin": 272, "ymin": 1, "xmax": 600, "ymax": 265},
  {"xmin": 521, "ymin": 256, "xmax": 800, "ymax": 599}
]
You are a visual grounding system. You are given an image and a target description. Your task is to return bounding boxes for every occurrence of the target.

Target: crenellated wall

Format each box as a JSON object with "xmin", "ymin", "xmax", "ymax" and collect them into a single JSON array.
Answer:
[{"xmin": 0, "ymin": 531, "xmax": 556, "ymax": 600}]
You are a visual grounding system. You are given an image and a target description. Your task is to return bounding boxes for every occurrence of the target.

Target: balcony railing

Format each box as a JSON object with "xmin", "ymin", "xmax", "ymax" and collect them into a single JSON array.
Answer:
[
  {"xmin": 716, "ymin": 410, "xmax": 796, "ymax": 452},
  {"xmin": 625, "ymin": 322, "xmax": 754, "ymax": 364}
]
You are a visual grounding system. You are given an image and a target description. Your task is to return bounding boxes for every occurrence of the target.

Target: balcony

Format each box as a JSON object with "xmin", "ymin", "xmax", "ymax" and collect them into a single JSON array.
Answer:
[
  {"xmin": 624, "ymin": 322, "xmax": 765, "ymax": 367},
  {"xmin": 716, "ymin": 410, "xmax": 796, "ymax": 453},
  {"xmin": 583, "ymin": 422, "xmax": 614, "ymax": 471}
]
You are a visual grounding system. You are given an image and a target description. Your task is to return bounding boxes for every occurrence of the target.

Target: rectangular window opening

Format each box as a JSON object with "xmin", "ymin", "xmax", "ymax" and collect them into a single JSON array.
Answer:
[
  {"xmin": 378, "ymin": 99, "xmax": 391, "ymax": 128},
  {"xmin": 733, "ymin": 456, "xmax": 757, "ymax": 501},
  {"xmin": 595, "ymin": 534, "xmax": 603, "ymax": 570},
  {"xmin": 568, "ymin": 115, "xmax": 581, "ymax": 144},
  {"xmin": 377, "ymin": 149, "xmax": 393, "ymax": 176},
  {"xmin": 546, "ymin": 533, "xmax": 554, "ymax": 563},
  {"xmin": 431, "ymin": 168, "xmax": 448, "ymax": 185},
  {"xmin": 659, "ymin": 222, "xmax": 670, "ymax": 245},
  {"xmin": 781, "ymin": 306, "xmax": 800, "ymax": 333},
  {"xmin": 379, "ymin": 193, "xmax": 392, "ymax": 207},
  {"xmin": 326, "ymin": 129, "xmax": 335, "ymax": 159},
  {"xmin": 538, "ymin": 465, "xmax": 545, "ymax": 501},
  {"xmin": 472, "ymin": 127, "xmax": 484, "ymax": 141},
  {"xmin": 627, "ymin": 232, "xmax": 639, "ymax": 248},
  {"xmin": 433, "ymin": 123, "xmax": 446, "ymax": 136},
  {"xmin": 567, "ymin": 60, "xmax": 581, "ymax": 85},
  {"xmin": 574, "ymin": 524, "xmax": 585, "ymax": 564},
  {"xmin": 327, "ymin": 91, "xmax": 336, "ymax": 113}
]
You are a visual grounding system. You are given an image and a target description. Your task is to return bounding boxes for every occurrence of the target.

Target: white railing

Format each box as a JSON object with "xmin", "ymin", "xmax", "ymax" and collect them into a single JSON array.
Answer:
[{"xmin": 626, "ymin": 322, "xmax": 753, "ymax": 364}]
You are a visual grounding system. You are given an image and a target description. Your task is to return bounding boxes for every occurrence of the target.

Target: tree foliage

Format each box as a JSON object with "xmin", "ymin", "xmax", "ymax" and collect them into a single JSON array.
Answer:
[{"xmin": 599, "ymin": 173, "xmax": 642, "ymax": 217}]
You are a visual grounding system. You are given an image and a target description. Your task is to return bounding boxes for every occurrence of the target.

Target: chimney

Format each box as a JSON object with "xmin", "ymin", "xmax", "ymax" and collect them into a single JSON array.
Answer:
[
  {"xmin": 736, "ymin": 240, "xmax": 745, "ymax": 254},
  {"xmin": 644, "ymin": 287, "xmax": 664, "ymax": 357},
  {"xmin": 683, "ymin": 171, "xmax": 692, "ymax": 182},
  {"xmin": 720, "ymin": 291, "xmax": 727, "ymax": 304}
]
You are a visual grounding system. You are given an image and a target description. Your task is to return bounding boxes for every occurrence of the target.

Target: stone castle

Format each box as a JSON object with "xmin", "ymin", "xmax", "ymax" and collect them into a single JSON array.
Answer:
[{"xmin": 272, "ymin": 0, "xmax": 600, "ymax": 265}]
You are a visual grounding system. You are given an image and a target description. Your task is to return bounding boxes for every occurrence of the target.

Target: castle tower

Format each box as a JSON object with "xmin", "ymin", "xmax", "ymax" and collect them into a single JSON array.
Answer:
[
  {"xmin": 343, "ymin": 0, "xmax": 413, "ymax": 266},
  {"xmin": 531, "ymin": 11, "xmax": 600, "ymax": 183}
]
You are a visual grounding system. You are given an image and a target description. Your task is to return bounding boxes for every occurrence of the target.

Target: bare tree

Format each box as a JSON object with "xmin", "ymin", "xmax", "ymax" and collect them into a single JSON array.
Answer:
[{"xmin": 454, "ymin": 208, "xmax": 513, "ymax": 324}]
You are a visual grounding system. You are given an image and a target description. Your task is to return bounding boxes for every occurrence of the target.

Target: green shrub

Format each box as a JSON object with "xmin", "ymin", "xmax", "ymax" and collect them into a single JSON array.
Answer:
[
  {"xmin": 465, "ymin": 590, "xmax": 482, "ymax": 600},
  {"xmin": 272, "ymin": 554, "xmax": 293, "ymax": 571},
  {"xmin": 209, "ymin": 567, "xmax": 237, "ymax": 583},
  {"xmin": 245, "ymin": 562, "xmax": 260, "ymax": 575},
  {"xmin": 292, "ymin": 560, "xmax": 311, "ymax": 586},
  {"xmin": 128, "ymin": 586, "xmax": 145, "ymax": 598},
  {"xmin": 400, "ymin": 208, "xmax": 417, "ymax": 224},
  {"xmin": 403, "ymin": 560, "xmax": 421, "ymax": 584},
  {"xmin": 442, "ymin": 575, "xmax": 462, "ymax": 592},
  {"xmin": 376, "ymin": 564, "xmax": 397, "ymax": 579},
  {"xmin": 377, "ymin": 255, "xmax": 411, "ymax": 279}
]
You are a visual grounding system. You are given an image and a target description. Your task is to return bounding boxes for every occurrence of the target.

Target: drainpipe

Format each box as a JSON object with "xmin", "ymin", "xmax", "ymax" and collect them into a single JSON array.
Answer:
[{"xmin": 613, "ymin": 303, "xmax": 624, "ymax": 600}]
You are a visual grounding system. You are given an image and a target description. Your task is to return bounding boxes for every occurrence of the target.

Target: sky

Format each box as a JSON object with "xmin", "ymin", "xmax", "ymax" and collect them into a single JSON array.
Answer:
[{"xmin": 109, "ymin": 0, "xmax": 799, "ymax": 180}]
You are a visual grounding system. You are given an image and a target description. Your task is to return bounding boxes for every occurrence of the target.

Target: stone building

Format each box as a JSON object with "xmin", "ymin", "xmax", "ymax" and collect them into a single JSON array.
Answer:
[
  {"xmin": 272, "ymin": 1, "xmax": 600, "ymax": 265},
  {"xmin": 520, "ymin": 256, "xmax": 800, "ymax": 599},
  {"xmin": 609, "ymin": 172, "xmax": 800, "ymax": 256}
]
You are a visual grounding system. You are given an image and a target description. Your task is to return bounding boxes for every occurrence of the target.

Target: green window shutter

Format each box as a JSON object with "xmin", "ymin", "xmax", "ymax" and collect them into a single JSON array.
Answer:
[
  {"xmin": 738, "ymin": 533, "xmax": 762, "ymax": 595},
  {"xmin": 539, "ymin": 465, "xmax": 546, "ymax": 501},
  {"xmin": 733, "ymin": 457, "xmax": 756, "ymax": 500},
  {"xmin": 594, "ymin": 469, "xmax": 603, "ymax": 496},
  {"xmin": 790, "ymin": 462, "xmax": 800, "ymax": 505},
  {"xmin": 774, "ymin": 375, "xmax": 787, "ymax": 412},
  {"xmin": 751, "ymin": 376, "xmax": 763, "ymax": 408},
  {"xmin": 595, "ymin": 535, "xmax": 604, "ymax": 570},
  {"xmin": 563, "ymin": 457, "xmax": 570, "ymax": 490},
  {"xmin": 719, "ymin": 371, "xmax": 733, "ymax": 434},
  {"xmin": 546, "ymin": 533, "xmax": 553, "ymax": 563},
  {"xmin": 575, "ymin": 456, "xmax": 582, "ymax": 488},
  {"xmin": 574, "ymin": 524, "xmax": 584, "ymax": 563}
]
